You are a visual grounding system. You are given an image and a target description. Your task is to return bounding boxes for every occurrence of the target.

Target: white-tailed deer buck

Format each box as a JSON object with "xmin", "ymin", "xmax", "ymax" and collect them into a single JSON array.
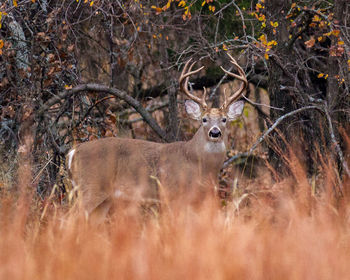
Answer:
[{"xmin": 67, "ymin": 54, "xmax": 247, "ymax": 220}]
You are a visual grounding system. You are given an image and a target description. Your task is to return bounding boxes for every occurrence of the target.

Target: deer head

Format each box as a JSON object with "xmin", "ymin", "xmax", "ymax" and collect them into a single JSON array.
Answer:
[{"xmin": 179, "ymin": 54, "xmax": 247, "ymax": 147}]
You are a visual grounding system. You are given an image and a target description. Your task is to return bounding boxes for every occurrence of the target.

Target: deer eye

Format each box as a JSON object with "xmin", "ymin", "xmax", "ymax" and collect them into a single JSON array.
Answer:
[
  {"xmin": 222, "ymin": 117, "xmax": 227, "ymax": 123},
  {"xmin": 202, "ymin": 117, "xmax": 208, "ymax": 123}
]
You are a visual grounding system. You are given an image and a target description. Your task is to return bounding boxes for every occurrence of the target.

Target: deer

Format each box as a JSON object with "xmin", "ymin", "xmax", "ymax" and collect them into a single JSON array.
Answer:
[{"xmin": 66, "ymin": 54, "xmax": 247, "ymax": 222}]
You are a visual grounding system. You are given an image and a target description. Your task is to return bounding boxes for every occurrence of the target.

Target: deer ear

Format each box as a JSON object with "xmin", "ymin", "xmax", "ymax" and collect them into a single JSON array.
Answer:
[
  {"xmin": 185, "ymin": 100, "xmax": 202, "ymax": 120},
  {"xmin": 227, "ymin": 101, "xmax": 244, "ymax": 121}
]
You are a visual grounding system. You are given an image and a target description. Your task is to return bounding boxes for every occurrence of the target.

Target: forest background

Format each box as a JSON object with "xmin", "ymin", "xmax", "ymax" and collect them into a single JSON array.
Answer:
[{"xmin": 0, "ymin": 0, "xmax": 349, "ymax": 196}]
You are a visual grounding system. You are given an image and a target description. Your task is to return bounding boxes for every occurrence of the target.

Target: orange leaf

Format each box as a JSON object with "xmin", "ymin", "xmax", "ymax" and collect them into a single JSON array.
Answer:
[{"xmin": 305, "ymin": 37, "xmax": 315, "ymax": 48}]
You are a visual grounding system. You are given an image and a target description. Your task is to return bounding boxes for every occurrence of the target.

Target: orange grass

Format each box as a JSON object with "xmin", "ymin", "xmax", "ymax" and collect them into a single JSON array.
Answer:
[{"xmin": 1, "ymin": 156, "xmax": 350, "ymax": 280}]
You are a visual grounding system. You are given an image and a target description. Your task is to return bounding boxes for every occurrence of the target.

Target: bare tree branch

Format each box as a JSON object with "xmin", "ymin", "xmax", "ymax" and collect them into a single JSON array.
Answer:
[
  {"xmin": 225, "ymin": 104, "xmax": 350, "ymax": 181},
  {"xmin": 38, "ymin": 83, "xmax": 167, "ymax": 141},
  {"xmin": 224, "ymin": 106, "xmax": 319, "ymax": 168}
]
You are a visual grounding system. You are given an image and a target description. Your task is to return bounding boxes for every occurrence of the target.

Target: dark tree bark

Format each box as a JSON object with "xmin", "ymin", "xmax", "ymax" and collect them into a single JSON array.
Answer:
[
  {"xmin": 166, "ymin": 79, "xmax": 180, "ymax": 142},
  {"xmin": 265, "ymin": 0, "xmax": 297, "ymax": 173},
  {"xmin": 264, "ymin": 0, "xmax": 350, "ymax": 177}
]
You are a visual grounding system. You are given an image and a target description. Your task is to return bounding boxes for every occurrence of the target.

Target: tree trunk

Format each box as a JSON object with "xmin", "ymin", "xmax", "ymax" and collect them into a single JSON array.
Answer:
[{"xmin": 265, "ymin": 0, "xmax": 296, "ymax": 174}]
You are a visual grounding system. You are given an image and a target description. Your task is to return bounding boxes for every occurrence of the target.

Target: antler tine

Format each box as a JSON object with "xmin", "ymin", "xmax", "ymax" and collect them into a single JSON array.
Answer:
[
  {"xmin": 202, "ymin": 87, "xmax": 208, "ymax": 105},
  {"xmin": 179, "ymin": 59, "xmax": 207, "ymax": 108},
  {"xmin": 220, "ymin": 53, "xmax": 248, "ymax": 109}
]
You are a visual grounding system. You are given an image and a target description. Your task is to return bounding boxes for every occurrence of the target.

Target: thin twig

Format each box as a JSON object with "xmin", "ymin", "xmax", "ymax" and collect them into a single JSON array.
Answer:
[
  {"xmin": 225, "ymin": 104, "xmax": 350, "ymax": 183},
  {"xmin": 224, "ymin": 106, "xmax": 319, "ymax": 168},
  {"xmin": 324, "ymin": 106, "xmax": 350, "ymax": 179}
]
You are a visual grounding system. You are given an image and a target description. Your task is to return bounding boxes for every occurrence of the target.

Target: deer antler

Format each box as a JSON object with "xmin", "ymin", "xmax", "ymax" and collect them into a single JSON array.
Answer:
[
  {"xmin": 179, "ymin": 59, "xmax": 207, "ymax": 109},
  {"xmin": 220, "ymin": 53, "xmax": 248, "ymax": 110}
]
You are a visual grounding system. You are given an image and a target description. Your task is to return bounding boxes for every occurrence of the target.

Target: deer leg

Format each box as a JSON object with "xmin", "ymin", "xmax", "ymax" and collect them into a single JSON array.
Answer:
[{"xmin": 88, "ymin": 197, "xmax": 113, "ymax": 225}]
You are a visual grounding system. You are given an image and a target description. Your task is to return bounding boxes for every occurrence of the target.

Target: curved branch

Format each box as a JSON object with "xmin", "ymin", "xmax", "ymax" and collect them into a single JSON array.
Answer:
[
  {"xmin": 225, "ymin": 103, "xmax": 350, "ymax": 185},
  {"xmin": 38, "ymin": 83, "xmax": 167, "ymax": 141},
  {"xmin": 224, "ymin": 106, "xmax": 319, "ymax": 168}
]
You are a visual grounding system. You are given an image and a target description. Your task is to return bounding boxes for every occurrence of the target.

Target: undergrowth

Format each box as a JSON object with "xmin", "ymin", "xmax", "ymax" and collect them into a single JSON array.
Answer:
[{"xmin": 0, "ymin": 149, "xmax": 349, "ymax": 280}]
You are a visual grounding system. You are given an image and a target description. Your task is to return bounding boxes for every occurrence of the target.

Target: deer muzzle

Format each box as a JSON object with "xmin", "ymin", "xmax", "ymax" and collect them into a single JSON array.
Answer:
[{"xmin": 208, "ymin": 126, "xmax": 222, "ymax": 140}]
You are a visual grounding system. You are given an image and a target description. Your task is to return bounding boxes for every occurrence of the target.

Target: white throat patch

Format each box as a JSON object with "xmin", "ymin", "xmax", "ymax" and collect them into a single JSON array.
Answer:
[
  {"xmin": 204, "ymin": 141, "xmax": 226, "ymax": 153},
  {"xmin": 67, "ymin": 149, "xmax": 75, "ymax": 170}
]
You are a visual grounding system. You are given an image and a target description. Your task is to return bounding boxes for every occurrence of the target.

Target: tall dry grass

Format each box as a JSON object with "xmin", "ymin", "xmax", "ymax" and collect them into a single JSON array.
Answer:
[{"xmin": 1, "ymin": 150, "xmax": 350, "ymax": 280}]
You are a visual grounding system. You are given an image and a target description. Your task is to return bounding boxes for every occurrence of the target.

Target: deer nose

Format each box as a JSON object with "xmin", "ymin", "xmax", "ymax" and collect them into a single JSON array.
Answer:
[{"xmin": 209, "ymin": 127, "xmax": 222, "ymax": 138}]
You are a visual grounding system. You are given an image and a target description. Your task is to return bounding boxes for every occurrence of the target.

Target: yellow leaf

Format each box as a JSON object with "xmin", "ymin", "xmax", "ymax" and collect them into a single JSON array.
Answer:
[
  {"xmin": 317, "ymin": 73, "xmax": 324, "ymax": 78},
  {"xmin": 267, "ymin": 40, "xmax": 277, "ymax": 46},
  {"xmin": 164, "ymin": 0, "xmax": 171, "ymax": 10},
  {"xmin": 338, "ymin": 40, "xmax": 344, "ymax": 45},
  {"xmin": 0, "ymin": 40, "xmax": 3, "ymax": 49},
  {"xmin": 201, "ymin": 1, "xmax": 206, "ymax": 6},
  {"xmin": 222, "ymin": 44, "xmax": 228, "ymax": 51},
  {"xmin": 178, "ymin": 1, "xmax": 186, "ymax": 8},
  {"xmin": 258, "ymin": 34, "xmax": 266, "ymax": 43},
  {"xmin": 90, "ymin": 1, "xmax": 93, "ymax": 6},
  {"xmin": 264, "ymin": 53, "xmax": 269, "ymax": 60},
  {"xmin": 13, "ymin": 0, "xmax": 18, "ymax": 7},
  {"xmin": 184, "ymin": 6, "xmax": 189, "ymax": 15},
  {"xmin": 258, "ymin": 15, "xmax": 265, "ymax": 22},
  {"xmin": 312, "ymin": 15, "xmax": 320, "ymax": 22},
  {"xmin": 270, "ymin": 21, "xmax": 278, "ymax": 27}
]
